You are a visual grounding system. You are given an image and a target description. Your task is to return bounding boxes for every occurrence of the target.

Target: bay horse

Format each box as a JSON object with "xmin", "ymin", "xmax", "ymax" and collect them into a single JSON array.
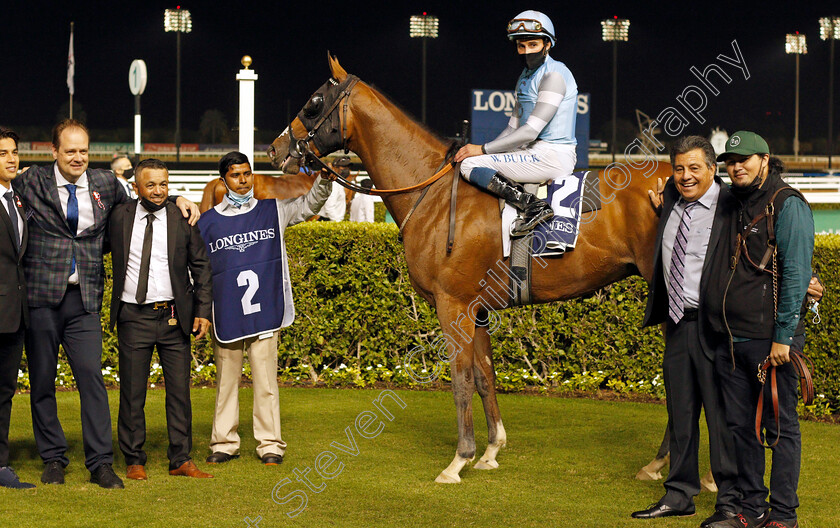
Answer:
[{"xmin": 269, "ymin": 55, "xmax": 670, "ymax": 484}]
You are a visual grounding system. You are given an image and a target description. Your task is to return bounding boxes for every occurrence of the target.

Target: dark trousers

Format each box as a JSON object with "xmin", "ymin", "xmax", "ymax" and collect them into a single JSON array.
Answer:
[
  {"xmin": 716, "ymin": 336, "xmax": 803, "ymax": 521},
  {"xmin": 117, "ymin": 302, "xmax": 192, "ymax": 470},
  {"xmin": 25, "ymin": 285, "xmax": 113, "ymax": 471},
  {"xmin": 661, "ymin": 317, "xmax": 739, "ymax": 512},
  {"xmin": 0, "ymin": 325, "xmax": 25, "ymax": 467}
]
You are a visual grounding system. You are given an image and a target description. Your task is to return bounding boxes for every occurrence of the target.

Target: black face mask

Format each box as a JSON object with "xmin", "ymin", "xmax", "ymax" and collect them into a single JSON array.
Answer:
[
  {"xmin": 730, "ymin": 161, "xmax": 767, "ymax": 200},
  {"xmin": 123, "ymin": 168, "xmax": 134, "ymax": 180},
  {"xmin": 520, "ymin": 51, "xmax": 547, "ymax": 71},
  {"xmin": 140, "ymin": 197, "xmax": 166, "ymax": 212}
]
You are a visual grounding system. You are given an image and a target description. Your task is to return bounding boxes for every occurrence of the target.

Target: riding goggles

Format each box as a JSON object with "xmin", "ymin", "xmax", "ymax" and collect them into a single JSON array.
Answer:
[{"xmin": 507, "ymin": 18, "xmax": 548, "ymax": 35}]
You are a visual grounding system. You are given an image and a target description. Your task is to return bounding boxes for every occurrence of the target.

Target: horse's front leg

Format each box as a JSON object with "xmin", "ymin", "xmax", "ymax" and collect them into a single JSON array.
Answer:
[
  {"xmin": 472, "ymin": 315, "xmax": 506, "ymax": 470},
  {"xmin": 434, "ymin": 297, "xmax": 477, "ymax": 484}
]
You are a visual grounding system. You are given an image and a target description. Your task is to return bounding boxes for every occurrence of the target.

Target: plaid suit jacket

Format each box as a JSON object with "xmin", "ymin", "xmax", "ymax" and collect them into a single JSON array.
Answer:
[{"xmin": 13, "ymin": 164, "xmax": 128, "ymax": 313}]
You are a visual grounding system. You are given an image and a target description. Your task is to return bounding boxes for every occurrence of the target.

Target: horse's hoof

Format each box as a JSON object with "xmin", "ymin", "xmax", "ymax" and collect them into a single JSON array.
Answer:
[
  {"xmin": 434, "ymin": 471, "xmax": 461, "ymax": 484},
  {"xmin": 700, "ymin": 471, "xmax": 717, "ymax": 493},
  {"xmin": 635, "ymin": 468, "xmax": 662, "ymax": 481},
  {"xmin": 474, "ymin": 459, "xmax": 499, "ymax": 470}
]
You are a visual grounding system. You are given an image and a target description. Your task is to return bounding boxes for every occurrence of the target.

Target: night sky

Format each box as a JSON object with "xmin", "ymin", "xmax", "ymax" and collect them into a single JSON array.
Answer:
[{"xmin": 3, "ymin": 1, "xmax": 839, "ymax": 149}]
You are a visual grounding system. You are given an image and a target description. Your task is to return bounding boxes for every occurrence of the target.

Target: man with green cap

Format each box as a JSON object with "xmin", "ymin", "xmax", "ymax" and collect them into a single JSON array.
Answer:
[{"xmin": 705, "ymin": 131, "xmax": 814, "ymax": 528}]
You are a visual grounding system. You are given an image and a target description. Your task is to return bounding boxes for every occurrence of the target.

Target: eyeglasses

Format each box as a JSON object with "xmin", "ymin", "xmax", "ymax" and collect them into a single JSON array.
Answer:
[{"xmin": 507, "ymin": 18, "xmax": 545, "ymax": 34}]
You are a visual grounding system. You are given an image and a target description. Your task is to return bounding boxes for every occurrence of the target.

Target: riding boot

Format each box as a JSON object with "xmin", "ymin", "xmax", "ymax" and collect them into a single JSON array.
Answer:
[{"xmin": 485, "ymin": 173, "xmax": 554, "ymax": 237}]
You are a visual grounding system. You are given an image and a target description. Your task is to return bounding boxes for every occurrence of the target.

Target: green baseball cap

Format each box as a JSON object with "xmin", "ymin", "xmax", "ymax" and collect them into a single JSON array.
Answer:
[{"xmin": 716, "ymin": 130, "xmax": 770, "ymax": 161}]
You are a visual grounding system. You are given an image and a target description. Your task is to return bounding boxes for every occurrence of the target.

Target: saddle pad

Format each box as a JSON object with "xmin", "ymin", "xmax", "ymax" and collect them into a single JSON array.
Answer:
[{"xmin": 502, "ymin": 171, "xmax": 590, "ymax": 258}]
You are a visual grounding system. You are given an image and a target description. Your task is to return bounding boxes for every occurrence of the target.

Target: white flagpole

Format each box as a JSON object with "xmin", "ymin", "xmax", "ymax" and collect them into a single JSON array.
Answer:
[{"xmin": 67, "ymin": 22, "xmax": 75, "ymax": 119}]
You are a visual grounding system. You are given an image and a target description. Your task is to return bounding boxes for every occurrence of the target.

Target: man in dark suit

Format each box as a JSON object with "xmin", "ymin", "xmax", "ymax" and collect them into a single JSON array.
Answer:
[
  {"xmin": 631, "ymin": 136, "xmax": 740, "ymax": 527},
  {"xmin": 109, "ymin": 158, "xmax": 213, "ymax": 480},
  {"xmin": 12, "ymin": 119, "xmax": 200, "ymax": 489},
  {"xmin": 0, "ymin": 128, "xmax": 34, "ymax": 489}
]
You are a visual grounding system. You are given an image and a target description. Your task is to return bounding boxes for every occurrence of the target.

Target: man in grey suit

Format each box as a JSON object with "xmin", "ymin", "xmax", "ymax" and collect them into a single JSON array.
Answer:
[{"xmin": 631, "ymin": 136, "xmax": 740, "ymax": 527}]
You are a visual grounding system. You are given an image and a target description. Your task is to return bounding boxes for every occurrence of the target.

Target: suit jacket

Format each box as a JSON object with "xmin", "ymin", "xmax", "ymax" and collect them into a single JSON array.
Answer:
[
  {"xmin": 12, "ymin": 163, "xmax": 128, "ymax": 312},
  {"xmin": 108, "ymin": 200, "xmax": 212, "ymax": 336},
  {"xmin": 642, "ymin": 176, "xmax": 733, "ymax": 360},
  {"xmin": 0, "ymin": 189, "xmax": 29, "ymax": 333}
]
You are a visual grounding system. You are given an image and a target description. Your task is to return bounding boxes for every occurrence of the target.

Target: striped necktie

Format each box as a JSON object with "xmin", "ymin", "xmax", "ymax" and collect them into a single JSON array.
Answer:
[{"xmin": 668, "ymin": 201, "xmax": 699, "ymax": 323}]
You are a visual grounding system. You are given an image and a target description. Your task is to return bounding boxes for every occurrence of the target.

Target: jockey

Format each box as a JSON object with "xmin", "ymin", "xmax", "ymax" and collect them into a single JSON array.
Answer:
[{"xmin": 455, "ymin": 10, "xmax": 578, "ymax": 237}]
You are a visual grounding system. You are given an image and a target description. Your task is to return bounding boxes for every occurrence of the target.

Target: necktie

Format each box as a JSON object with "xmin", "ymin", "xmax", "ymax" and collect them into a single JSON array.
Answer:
[
  {"xmin": 135, "ymin": 213, "xmax": 155, "ymax": 304},
  {"xmin": 4, "ymin": 190, "xmax": 19, "ymax": 251},
  {"xmin": 66, "ymin": 184, "xmax": 78, "ymax": 275},
  {"xmin": 668, "ymin": 201, "xmax": 699, "ymax": 323}
]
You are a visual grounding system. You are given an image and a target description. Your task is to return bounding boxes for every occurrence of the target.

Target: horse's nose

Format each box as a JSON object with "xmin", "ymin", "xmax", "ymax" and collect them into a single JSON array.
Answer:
[{"xmin": 266, "ymin": 144, "xmax": 276, "ymax": 160}]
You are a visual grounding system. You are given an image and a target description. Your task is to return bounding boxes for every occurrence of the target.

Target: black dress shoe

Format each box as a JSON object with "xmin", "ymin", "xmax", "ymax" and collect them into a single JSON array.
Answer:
[
  {"xmin": 631, "ymin": 502, "xmax": 695, "ymax": 519},
  {"xmin": 41, "ymin": 461, "xmax": 65, "ymax": 485},
  {"xmin": 206, "ymin": 452, "xmax": 239, "ymax": 464},
  {"xmin": 261, "ymin": 453, "xmax": 283, "ymax": 466},
  {"xmin": 702, "ymin": 509, "xmax": 738, "ymax": 527},
  {"xmin": 90, "ymin": 463, "xmax": 124, "ymax": 489}
]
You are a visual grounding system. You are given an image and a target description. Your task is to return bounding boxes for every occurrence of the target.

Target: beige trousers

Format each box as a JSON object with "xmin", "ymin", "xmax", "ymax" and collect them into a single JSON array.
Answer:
[{"xmin": 209, "ymin": 330, "xmax": 287, "ymax": 458}]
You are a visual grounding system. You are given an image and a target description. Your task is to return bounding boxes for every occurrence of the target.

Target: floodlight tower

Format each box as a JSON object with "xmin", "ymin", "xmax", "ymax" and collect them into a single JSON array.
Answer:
[
  {"xmin": 601, "ymin": 16, "xmax": 630, "ymax": 163},
  {"xmin": 410, "ymin": 13, "xmax": 439, "ymax": 124},
  {"xmin": 786, "ymin": 32, "xmax": 807, "ymax": 160},
  {"xmin": 165, "ymin": 6, "xmax": 192, "ymax": 163}
]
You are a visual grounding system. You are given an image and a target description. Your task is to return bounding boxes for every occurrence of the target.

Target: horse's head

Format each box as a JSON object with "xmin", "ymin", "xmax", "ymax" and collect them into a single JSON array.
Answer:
[{"xmin": 268, "ymin": 54, "xmax": 358, "ymax": 174}]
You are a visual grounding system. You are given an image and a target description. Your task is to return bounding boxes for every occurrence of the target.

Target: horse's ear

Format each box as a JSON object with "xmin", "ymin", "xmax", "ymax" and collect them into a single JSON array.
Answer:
[{"xmin": 327, "ymin": 52, "xmax": 348, "ymax": 82}]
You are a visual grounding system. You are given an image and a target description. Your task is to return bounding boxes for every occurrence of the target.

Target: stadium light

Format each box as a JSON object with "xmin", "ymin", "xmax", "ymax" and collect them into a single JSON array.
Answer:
[
  {"xmin": 601, "ymin": 17, "xmax": 630, "ymax": 163},
  {"xmin": 786, "ymin": 33, "xmax": 807, "ymax": 160},
  {"xmin": 165, "ymin": 7, "xmax": 192, "ymax": 163},
  {"xmin": 819, "ymin": 17, "xmax": 840, "ymax": 168},
  {"xmin": 410, "ymin": 13, "xmax": 439, "ymax": 124}
]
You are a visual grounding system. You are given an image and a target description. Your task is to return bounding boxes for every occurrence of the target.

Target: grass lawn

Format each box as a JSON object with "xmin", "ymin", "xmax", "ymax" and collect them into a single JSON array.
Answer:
[{"xmin": 1, "ymin": 387, "xmax": 839, "ymax": 528}]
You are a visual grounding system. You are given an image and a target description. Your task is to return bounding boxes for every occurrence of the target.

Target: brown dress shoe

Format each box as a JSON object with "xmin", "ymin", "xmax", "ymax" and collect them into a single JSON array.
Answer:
[
  {"xmin": 126, "ymin": 465, "xmax": 148, "ymax": 480},
  {"xmin": 169, "ymin": 460, "xmax": 213, "ymax": 478}
]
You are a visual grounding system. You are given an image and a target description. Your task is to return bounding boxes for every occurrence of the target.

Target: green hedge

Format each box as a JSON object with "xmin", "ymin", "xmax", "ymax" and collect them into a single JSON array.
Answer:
[{"xmin": 20, "ymin": 225, "xmax": 839, "ymax": 413}]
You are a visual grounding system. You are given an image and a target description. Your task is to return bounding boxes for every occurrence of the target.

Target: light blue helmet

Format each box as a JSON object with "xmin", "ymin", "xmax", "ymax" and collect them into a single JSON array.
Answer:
[{"xmin": 507, "ymin": 10, "xmax": 556, "ymax": 48}]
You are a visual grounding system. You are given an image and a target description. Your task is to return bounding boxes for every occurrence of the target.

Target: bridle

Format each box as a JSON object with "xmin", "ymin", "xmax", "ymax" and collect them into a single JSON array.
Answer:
[{"xmin": 280, "ymin": 75, "xmax": 454, "ymax": 197}]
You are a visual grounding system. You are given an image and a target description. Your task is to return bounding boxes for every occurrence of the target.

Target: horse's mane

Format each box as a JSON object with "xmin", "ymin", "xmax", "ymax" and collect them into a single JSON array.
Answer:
[{"xmin": 364, "ymin": 81, "xmax": 462, "ymax": 155}]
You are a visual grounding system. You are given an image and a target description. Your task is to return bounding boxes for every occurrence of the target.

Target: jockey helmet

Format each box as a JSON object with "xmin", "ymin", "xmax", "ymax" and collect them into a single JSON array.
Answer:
[{"xmin": 507, "ymin": 10, "xmax": 555, "ymax": 48}]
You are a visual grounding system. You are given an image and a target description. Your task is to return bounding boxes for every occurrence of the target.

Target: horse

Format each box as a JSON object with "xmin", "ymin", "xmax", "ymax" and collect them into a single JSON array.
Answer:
[
  {"xmin": 198, "ymin": 168, "xmax": 358, "ymax": 214},
  {"xmin": 268, "ymin": 55, "xmax": 670, "ymax": 484}
]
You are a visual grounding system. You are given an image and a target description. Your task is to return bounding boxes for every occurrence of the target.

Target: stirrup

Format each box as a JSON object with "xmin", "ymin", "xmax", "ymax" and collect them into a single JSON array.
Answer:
[{"xmin": 511, "ymin": 202, "xmax": 554, "ymax": 237}]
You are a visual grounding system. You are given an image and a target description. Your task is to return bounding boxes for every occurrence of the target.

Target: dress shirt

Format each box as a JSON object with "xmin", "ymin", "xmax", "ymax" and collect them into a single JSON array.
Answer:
[
  {"xmin": 121, "ymin": 203, "xmax": 173, "ymax": 304},
  {"xmin": 1, "ymin": 182, "xmax": 23, "ymax": 246},
  {"xmin": 320, "ymin": 184, "xmax": 346, "ymax": 221},
  {"xmin": 54, "ymin": 165, "xmax": 95, "ymax": 284},
  {"xmin": 349, "ymin": 193, "xmax": 375, "ymax": 222},
  {"xmin": 661, "ymin": 181, "xmax": 720, "ymax": 310},
  {"xmin": 117, "ymin": 176, "xmax": 134, "ymax": 199}
]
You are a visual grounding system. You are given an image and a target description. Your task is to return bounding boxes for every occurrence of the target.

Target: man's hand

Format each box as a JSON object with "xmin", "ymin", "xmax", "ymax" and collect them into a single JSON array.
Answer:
[
  {"xmin": 769, "ymin": 342, "xmax": 791, "ymax": 366},
  {"xmin": 175, "ymin": 196, "xmax": 201, "ymax": 225},
  {"xmin": 454, "ymin": 144, "xmax": 484, "ymax": 163},
  {"xmin": 648, "ymin": 177, "xmax": 666, "ymax": 213},
  {"xmin": 321, "ymin": 165, "xmax": 338, "ymax": 181},
  {"xmin": 807, "ymin": 275, "xmax": 824, "ymax": 303},
  {"xmin": 192, "ymin": 317, "xmax": 211, "ymax": 340}
]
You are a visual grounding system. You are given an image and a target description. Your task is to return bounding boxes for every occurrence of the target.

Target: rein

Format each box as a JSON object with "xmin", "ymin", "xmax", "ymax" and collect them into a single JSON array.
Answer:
[
  {"xmin": 755, "ymin": 349, "xmax": 814, "ymax": 448},
  {"xmin": 302, "ymin": 145, "xmax": 455, "ymax": 197}
]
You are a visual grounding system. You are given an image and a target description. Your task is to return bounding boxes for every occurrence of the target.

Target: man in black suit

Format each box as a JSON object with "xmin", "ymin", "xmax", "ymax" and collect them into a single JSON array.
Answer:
[
  {"xmin": 12, "ymin": 119, "xmax": 199, "ymax": 489},
  {"xmin": 631, "ymin": 136, "xmax": 740, "ymax": 527},
  {"xmin": 0, "ymin": 128, "xmax": 34, "ymax": 489},
  {"xmin": 109, "ymin": 158, "xmax": 213, "ymax": 481}
]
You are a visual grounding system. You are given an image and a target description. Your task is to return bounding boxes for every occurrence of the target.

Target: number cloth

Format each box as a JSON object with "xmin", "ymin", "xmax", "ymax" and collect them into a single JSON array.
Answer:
[{"xmin": 198, "ymin": 200, "xmax": 288, "ymax": 343}]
